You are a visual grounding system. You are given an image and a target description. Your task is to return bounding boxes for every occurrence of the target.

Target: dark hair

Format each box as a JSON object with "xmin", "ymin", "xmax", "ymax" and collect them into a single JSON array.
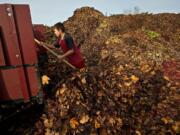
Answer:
[{"xmin": 53, "ymin": 22, "xmax": 65, "ymax": 32}]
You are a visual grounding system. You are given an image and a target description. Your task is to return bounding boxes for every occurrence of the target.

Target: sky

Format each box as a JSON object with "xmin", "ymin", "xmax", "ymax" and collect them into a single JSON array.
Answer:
[{"xmin": 0, "ymin": 0, "xmax": 179, "ymax": 25}]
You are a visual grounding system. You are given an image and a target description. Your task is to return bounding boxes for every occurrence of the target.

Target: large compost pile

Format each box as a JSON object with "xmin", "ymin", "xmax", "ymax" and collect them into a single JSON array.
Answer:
[{"xmin": 34, "ymin": 7, "xmax": 180, "ymax": 135}]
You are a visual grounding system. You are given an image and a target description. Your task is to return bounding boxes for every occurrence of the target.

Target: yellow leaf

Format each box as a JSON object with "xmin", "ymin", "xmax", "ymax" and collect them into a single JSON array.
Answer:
[
  {"xmin": 70, "ymin": 118, "xmax": 79, "ymax": 129},
  {"xmin": 42, "ymin": 75, "xmax": 50, "ymax": 85},
  {"xmin": 131, "ymin": 75, "xmax": 139, "ymax": 83},
  {"xmin": 95, "ymin": 119, "xmax": 101, "ymax": 129},
  {"xmin": 80, "ymin": 114, "xmax": 89, "ymax": 124}
]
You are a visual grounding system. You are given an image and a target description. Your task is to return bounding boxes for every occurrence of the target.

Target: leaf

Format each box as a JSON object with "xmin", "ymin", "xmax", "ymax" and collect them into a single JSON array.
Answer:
[
  {"xmin": 54, "ymin": 132, "xmax": 60, "ymax": 135},
  {"xmin": 161, "ymin": 117, "xmax": 169, "ymax": 124},
  {"xmin": 80, "ymin": 114, "xmax": 89, "ymax": 124},
  {"xmin": 150, "ymin": 71, "xmax": 156, "ymax": 75},
  {"xmin": 123, "ymin": 75, "xmax": 129, "ymax": 81},
  {"xmin": 42, "ymin": 75, "xmax": 50, "ymax": 85},
  {"xmin": 116, "ymin": 117, "xmax": 123, "ymax": 127},
  {"xmin": 131, "ymin": 75, "xmax": 139, "ymax": 83},
  {"xmin": 172, "ymin": 122, "xmax": 180, "ymax": 133},
  {"xmin": 140, "ymin": 64, "xmax": 151, "ymax": 73},
  {"xmin": 44, "ymin": 119, "xmax": 53, "ymax": 128},
  {"xmin": 124, "ymin": 82, "xmax": 132, "ymax": 87},
  {"xmin": 44, "ymin": 119, "xmax": 49, "ymax": 128},
  {"xmin": 45, "ymin": 128, "xmax": 51, "ymax": 135},
  {"xmin": 94, "ymin": 119, "xmax": 101, "ymax": 129},
  {"xmin": 108, "ymin": 117, "xmax": 116, "ymax": 125},
  {"xmin": 56, "ymin": 84, "xmax": 67, "ymax": 96},
  {"xmin": 81, "ymin": 77, "xmax": 86, "ymax": 84},
  {"xmin": 70, "ymin": 117, "xmax": 79, "ymax": 129},
  {"xmin": 60, "ymin": 87, "xmax": 67, "ymax": 94},
  {"xmin": 135, "ymin": 130, "xmax": 141, "ymax": 135},
  {"xmin": 97, "ymin": 90, "xmax": 104, "ymax": 97},
  {"xmin": 164, "ymin": 76, "xmax": 170, "ymax": 81}
]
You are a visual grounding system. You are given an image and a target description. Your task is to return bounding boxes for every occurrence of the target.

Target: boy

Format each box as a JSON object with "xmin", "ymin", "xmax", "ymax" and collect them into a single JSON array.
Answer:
[{"xmin": 43, "ymin": 22, "xmax": 84, "ymax": 69}]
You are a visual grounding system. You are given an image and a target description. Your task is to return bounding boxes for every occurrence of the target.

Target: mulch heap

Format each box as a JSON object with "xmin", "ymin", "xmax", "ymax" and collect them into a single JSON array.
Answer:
[{"xmin": 34, "ymin": 7, "xmax": 180, "ymax": 135}]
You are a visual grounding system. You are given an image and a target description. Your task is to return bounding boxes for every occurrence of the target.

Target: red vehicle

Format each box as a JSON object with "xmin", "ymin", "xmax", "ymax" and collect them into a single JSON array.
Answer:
[{"xmin": 0, "ymin": 4, "xmax": 44, "ymax": 122}]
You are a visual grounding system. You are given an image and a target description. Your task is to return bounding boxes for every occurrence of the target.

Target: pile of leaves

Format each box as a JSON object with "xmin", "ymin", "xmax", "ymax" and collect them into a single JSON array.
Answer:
[{"xmin": 34, "ymin": 7, "xmax": 180, "ymax": 135}]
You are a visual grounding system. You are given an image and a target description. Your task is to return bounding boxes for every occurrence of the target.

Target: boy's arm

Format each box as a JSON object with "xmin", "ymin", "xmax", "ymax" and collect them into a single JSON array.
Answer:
[
  {"xmin": 39, "ymin": 40, "xmax": 59, "ymax": 49},
  {"xmin": 58, "ymin": 49, "xmax": 74, "ymax": 60}
]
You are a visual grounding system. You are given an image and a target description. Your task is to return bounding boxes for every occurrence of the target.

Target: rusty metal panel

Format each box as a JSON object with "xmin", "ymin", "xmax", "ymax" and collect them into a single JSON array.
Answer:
[
  {"xmin": 0, "ymin": 29, "xmax": 6, "ymax": 66},
  {"xmin": 0, "ymin": 4, "xmax": 22, "ymax": 66},
  {"xmin": 17, "ymin": 67, "xmax": 30, "ymax": 101},
  {"xmin": 0, "ymin": 68, "xmax": 23, "ymax": 101},
  {"xmin": 13, "ymin": 5, "xmax": 38, "ymax": 65},
  {"xmin": 24, "ymin": 66, "xmax": 41, "ymax": 97},
  {"xmin": 0, "ymin": 67, "xmax": 30, "ymax": 101}
]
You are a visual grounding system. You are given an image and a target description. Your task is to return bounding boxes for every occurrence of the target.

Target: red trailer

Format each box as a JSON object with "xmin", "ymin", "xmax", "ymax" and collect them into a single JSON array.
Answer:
[
  {"xmin": 0, "ymin": 4, "xmax": 23, "ymax": 66},
  {"xmin": 0, "ymin": 4, "xmax": 43, "ymax": 104}
]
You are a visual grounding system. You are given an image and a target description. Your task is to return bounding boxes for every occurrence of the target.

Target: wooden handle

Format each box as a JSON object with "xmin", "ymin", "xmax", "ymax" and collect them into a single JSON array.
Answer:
[{"xmin": 34, "ymin": 38, "xmax": 76, "ymax": 69}]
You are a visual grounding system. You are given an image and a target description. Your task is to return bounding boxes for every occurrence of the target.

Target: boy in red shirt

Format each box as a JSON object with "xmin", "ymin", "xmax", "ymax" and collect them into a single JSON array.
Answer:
[{"xmin": 44, "ymin": 22, "xmax": 85, "ymax": 69}]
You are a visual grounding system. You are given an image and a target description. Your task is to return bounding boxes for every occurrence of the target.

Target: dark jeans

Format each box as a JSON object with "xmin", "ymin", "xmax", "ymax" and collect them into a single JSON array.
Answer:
[{"xmin": 38, "ymin": 52, "xmax": 48, "ymax": 67}]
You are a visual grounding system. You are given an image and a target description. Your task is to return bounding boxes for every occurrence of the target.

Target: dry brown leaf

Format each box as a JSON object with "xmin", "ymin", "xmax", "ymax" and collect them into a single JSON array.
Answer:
[
  {"xmin": 80, "ymin": 114, "xmax": 89, "ymax": 124},
  {"xmin": 135, "ymin": 130, "xmax": 141, "ymax": 135},
  {"xmin": 123, "ymin": 75, "xmax": 129, "ymax": 81},
  {"xmin": 94, "ymin": 119, "xmax": 101, "ymax": 129},
  {"xmin": 161, "ymin": 117, "xmax": 169, "ymax": 124},
  {"xmin": 124, "ymin": 82, "xmax": 132, "ymax": 87},
  {"xmin": 44, "ymin": 119, "xmax": 53, "ymax": 128},
  {"xmin": 164, "ymin": 76, "xmax": 170, "ymax": 81},
  {"xmin": 140, "ymin": 64, "xmax": 151, "ymax": 73},
  {"xmin": 172, "ymin": 121, "xmax": 180, "ymax": 133},
  {"xmin": 44, "ymin": 119, "xmax": 49, "ymax": 128},
  {"xmin": 60, "ymin": 87, "xmax": 67, "ymax": 94},
  {"xmin": 150, "ymin": 71, "xmax": 156, "ymax": 75},
  {"xmin": 81, "ymin": 77, "xmax": 86, "ymax": 84},
  {"xmin": 56, "ymin": 84, "xmax": 67, "ymax": 96},
  {"xmin": 116, "ymin": 117, "xmax": 123, "ymax": 127},
  {"xmin": 70, "ymin": 117, "xmax": 79, "ymax": 129},
  {"xmin": 45, "ymin": 128, "xmax": 51, "ymax": 135},
  {"xmin": 108, "ymin": 117, "xmax": 116, "ymax": 125},
  {"xmin": 97, "ymin": 90, "xmax": 104, "ymax": 97},
  {"xmin": 54, "ymin": 132, "xmax": 60, "ymax": 135}
]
